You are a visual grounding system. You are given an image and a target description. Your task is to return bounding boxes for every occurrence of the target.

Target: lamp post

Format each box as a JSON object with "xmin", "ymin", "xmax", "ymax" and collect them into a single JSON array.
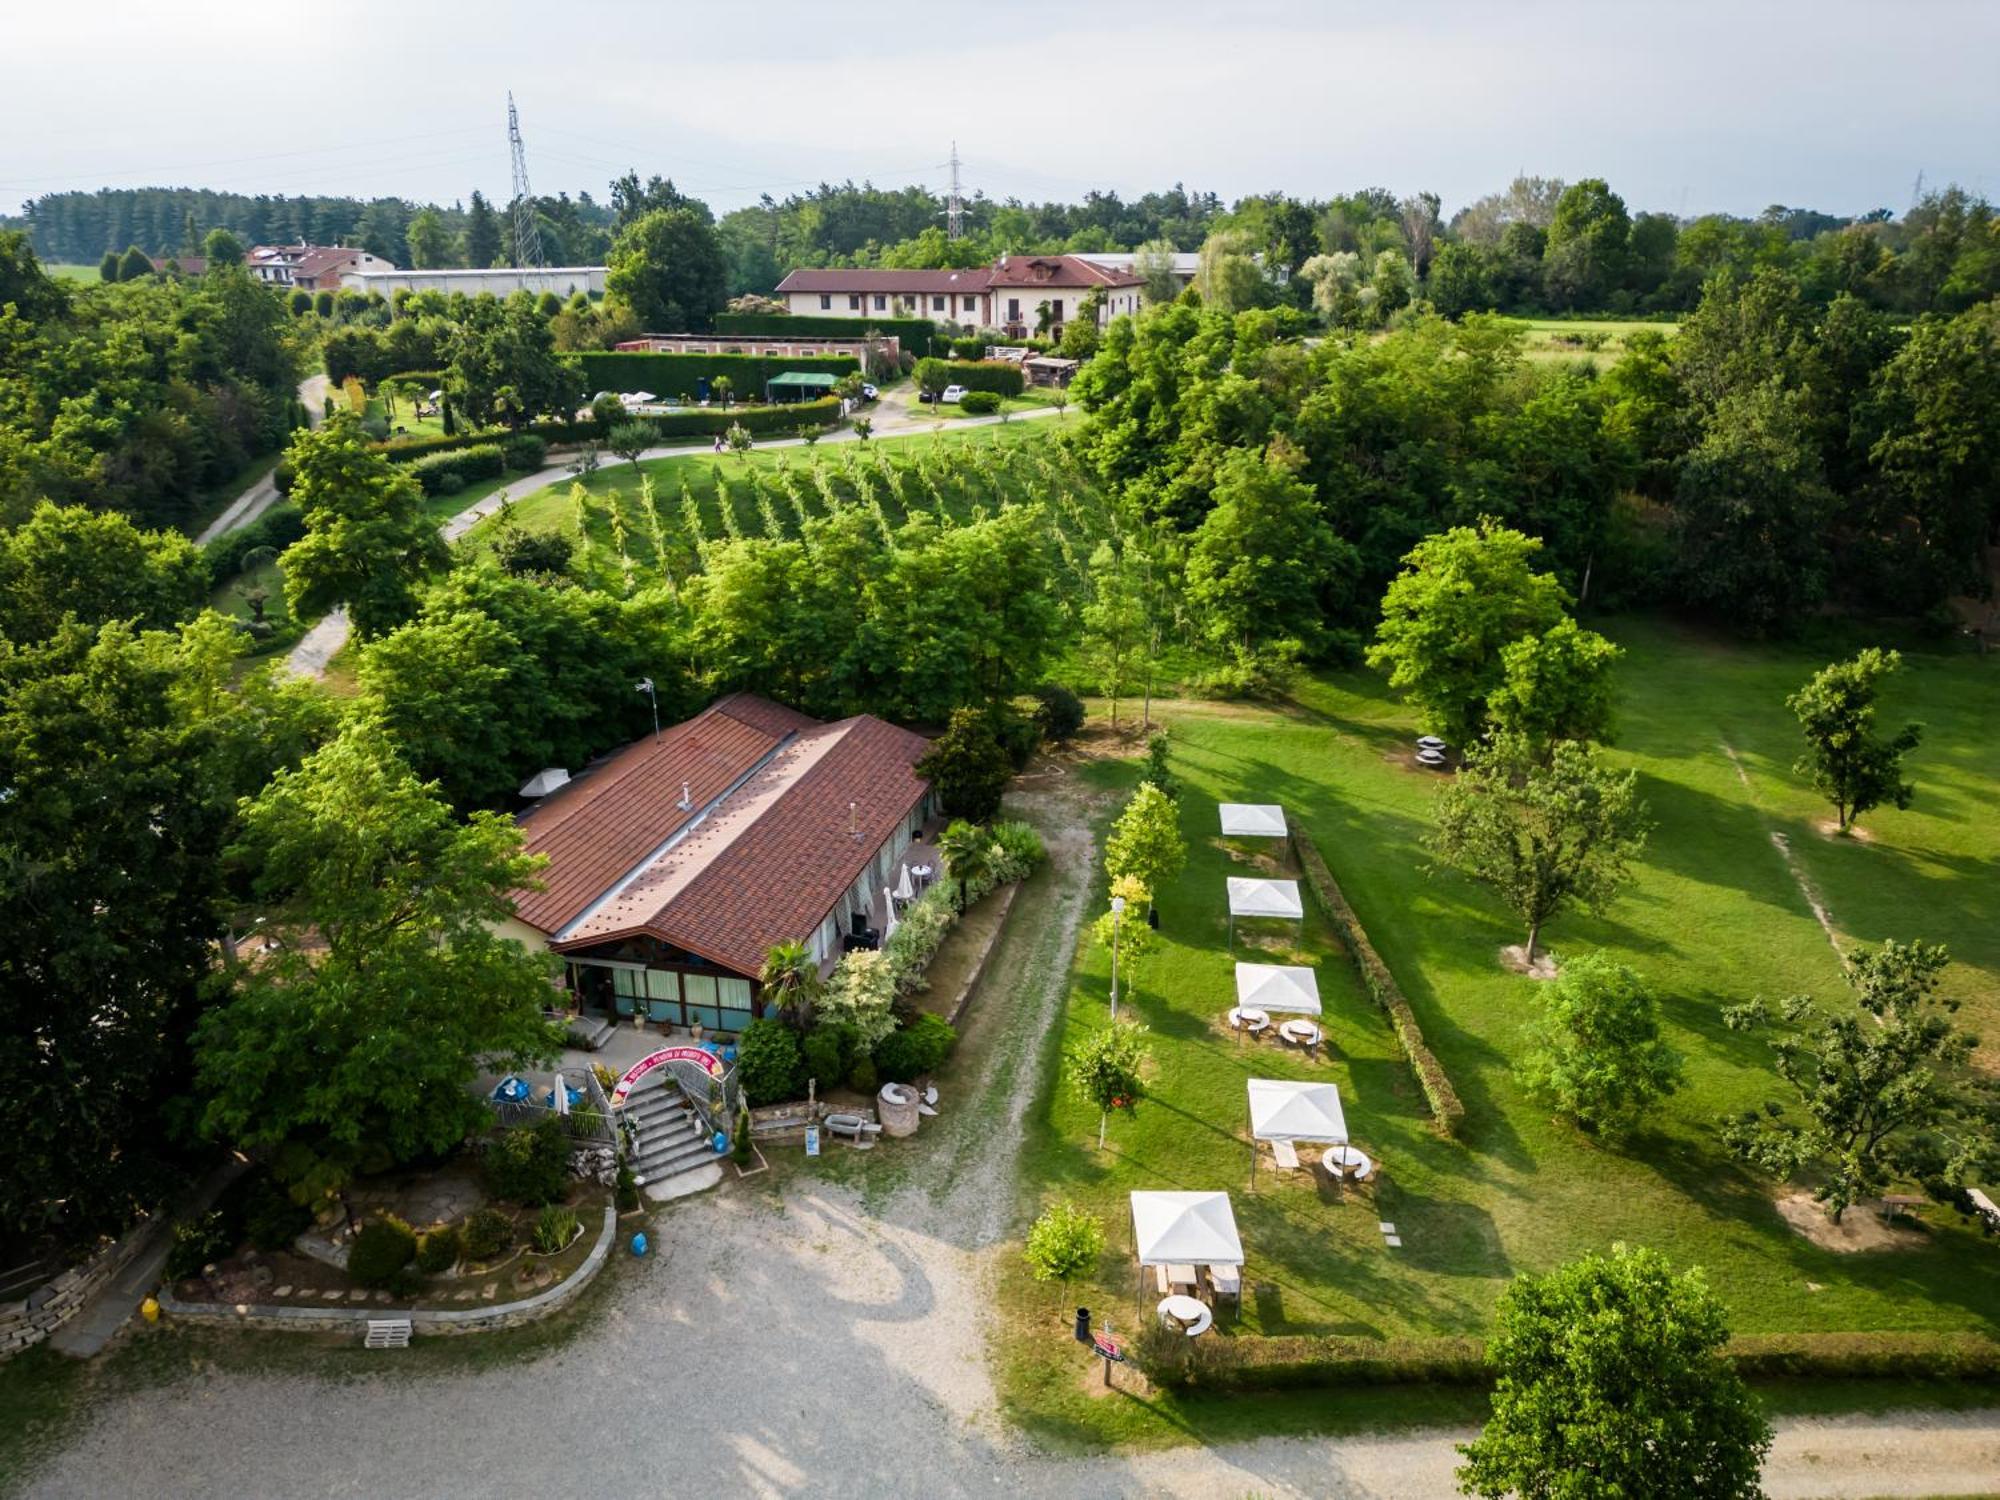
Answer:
[
  {"xmin": 635, "ymin": 677, "xmax": 659, "ymax": 741},
  {"xmin": 1109, "ymin": 894, "xmax": 1126, "ymax": 1020}
]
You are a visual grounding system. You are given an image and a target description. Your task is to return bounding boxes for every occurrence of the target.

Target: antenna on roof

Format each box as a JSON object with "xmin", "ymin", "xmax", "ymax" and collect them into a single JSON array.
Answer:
[
  {"xmin": 635, "ymin": 677, "xmax": 659, "ymax": 742},
  {"xmin": 945, "ymin": 142, "xmax": 966, "ymax": 241},
  {"xmin": 678, "ymin": 780, "xmax": 691, "ymax": 811}
]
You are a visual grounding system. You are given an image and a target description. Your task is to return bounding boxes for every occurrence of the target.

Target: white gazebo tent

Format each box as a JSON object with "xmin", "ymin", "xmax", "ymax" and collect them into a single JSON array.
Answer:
[
  {"xmin": 1234, "ymin": 962, "xmax": 1321, "ymax": 1016},
  {"xmin": 1246, "ymin": 1077, "xmax": 1346, "ymax": 1187},
  {"xmin": 1226, "ymin": 877, "xmax": 1304, "ymax": 946},
  {"xmin": 1130, "ymin": 1190, "xmax": 1244, "ymax": 1298},
  {"xmin": 1218, "ymin": 802, "xmax": 1288, "ymax": 838}
]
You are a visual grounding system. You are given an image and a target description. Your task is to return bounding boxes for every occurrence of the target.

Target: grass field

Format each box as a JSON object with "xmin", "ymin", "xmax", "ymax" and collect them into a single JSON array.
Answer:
[
  {"xmin": 44, "ymin": 263, "xmax": 102, "ymax": 284},
  {"xmin": 1001, "ymin": 616, "xmax": 2000, "ymax": 1446},
  {"xmin": 1510, "ymin": 316, "xmax": 1678, "ymax": 365}
]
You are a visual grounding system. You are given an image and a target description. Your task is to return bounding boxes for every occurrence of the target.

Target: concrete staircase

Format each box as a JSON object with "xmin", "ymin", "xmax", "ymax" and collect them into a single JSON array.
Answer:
[
  {"xmin": 561, "ymin": 1012, "xmax": 618, "ymax": 1052},
  {"xmin": 622, "ymin": 1087, "xmax": 721, "ymax": 1199}
]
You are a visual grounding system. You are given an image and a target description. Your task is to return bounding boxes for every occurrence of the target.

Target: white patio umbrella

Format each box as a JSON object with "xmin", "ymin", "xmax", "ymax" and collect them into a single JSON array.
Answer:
[
  {"xmin": 882, "ymin": 899, "xmax": 899, "ymax": 941},
  {"xmin": 1234, "ymin": 963, "xmax": 1321, "ymax": 1016},
  {"xmin": 551, "ymin": 1071, "xmax": 569, "ymax": 1115},
  {"xmin": 894, "ymin": 865, "xmax": 915, "ymax": 903}
]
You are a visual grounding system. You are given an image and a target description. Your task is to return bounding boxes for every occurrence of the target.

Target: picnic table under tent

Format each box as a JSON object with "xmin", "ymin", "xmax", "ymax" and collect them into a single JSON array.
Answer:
[
  {"xmin": 1130, "ymin": 1190, "xmax": 1244, "ymax": 1303},
  {"xmin": 765, "ymin": 370, "xmax": 841, "ymax": 404},
  {"xmin": 1218, "ymin": 803, "xmax": 1289, "ymax": 838},
  {"xmin": 1226, "ymin": 877, "xmax": 1304, "ymax": 945},
  {"xmin": 1246, "ymin": 1077, "xmax": 1346, "ymax": 1185}
]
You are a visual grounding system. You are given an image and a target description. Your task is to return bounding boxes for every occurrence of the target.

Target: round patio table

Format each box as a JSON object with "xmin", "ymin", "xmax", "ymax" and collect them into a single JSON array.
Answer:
[
  {"xmin": 1156, "ymin": 1294, "xmax": 1213, "ymax": 1336},
  {"xmin": 1278, "ymin": 1018, "xmax": 1321, "ymax": 1047},
  {"xmin": 1323, "ymin": 1144, "xmax": 1374, "ymax": 1181},
  {"xmin": 1228, "ymin": 1006, "xmax": 1271, "ymax": 1034}
]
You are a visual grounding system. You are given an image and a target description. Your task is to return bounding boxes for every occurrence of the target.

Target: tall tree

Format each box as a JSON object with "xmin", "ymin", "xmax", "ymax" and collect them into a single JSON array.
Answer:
[
  {"xmin": 1103, "ymin": 781, "xmax": 1186, "ymax": 925},
  {"xmin": 405, "ymin": 207, "xmax": 454, "ymax": 269},
  {"xmin": 1787, "ymin": 648, "xmax": 1921, "ymax": 833},
  {"xmin": 464, "ymin": 189, "xmax": 501, "ymax": 270},
  {"xmin": 0, "ymin": 501, "xmax": 208, "ymax": 644},
  {"xmin": 1368, "ymin": 522, "xmax": 1570, "ymax": 748},
  {"xmin": 447, "ymin": 291, "xmax": 575, "ymax": 428},
  {"xmin": 1457, "ymin": 1246, "xmax": 1771, "ymax": 1499},
  {"xmin": 918, "ymin": 710, "xmax": 1014, "ymax": 822},
  {"xmin": 1080, "ymin": 538, "xmax": 1145, "ymax": 725},
  {"xmin": 605, "ymin": 206, "xmax": 728, "ymax": 333},
  {"xmin": 1430, "ymin": 735, "xmax": 1651, "ymax": 965},
  {"xmin": 201, "ymin": 227, "xmax": 245, "ymax": 266},
  {"xmin": 1485, "ymin": 617, "xmax": 1622, "ymax": 754},
  {"xmin": 1542, "ymin": 178, "xmax": 1631, "ymax": 309},
  {"xmin": 759, "ymin": 940, "xmax": 824, "ymax": 1032},
  {"xmin": 193, "ymin": 721, "xmax": 561, "ymax": 1200},
  {"xmin": 280, "ymin": 416, "xmax": 448, "ymax": 640},
  {"xmin": 1722, "ymin": 940, "xmax": 1996, "ymax": 1222}
]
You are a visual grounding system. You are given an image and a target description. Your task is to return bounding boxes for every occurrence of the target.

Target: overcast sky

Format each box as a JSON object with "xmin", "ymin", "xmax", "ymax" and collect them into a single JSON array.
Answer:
[{"xmin": 4, "ymin": 0, "xmax": 1994, "ymax": 221}]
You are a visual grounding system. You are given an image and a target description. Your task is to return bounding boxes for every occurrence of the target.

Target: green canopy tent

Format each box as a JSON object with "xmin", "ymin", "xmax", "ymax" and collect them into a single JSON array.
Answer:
[{"xmin": 764, "ymin": 371, "xmax": 840, "ymax": 405}]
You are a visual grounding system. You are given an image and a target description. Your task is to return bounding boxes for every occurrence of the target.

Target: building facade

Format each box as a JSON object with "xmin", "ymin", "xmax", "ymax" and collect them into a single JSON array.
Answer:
[
  {"xmin": 247, "ymin": 243, "xmax": 395, "ymax": 290},
  {"xmin": 500, "ymin": 694, "xmax": 935, "ymax": 1035},
  {"xmin": 773, "ymin": 254, "xmax": 1150, "ymax": 337},
  {"xmin": 613, "ymin": 332, "xmax": 898, "ymax": 365},
  {"xmin": 342, "ymin": 265, "xmax": 608, "ymax": 300}
]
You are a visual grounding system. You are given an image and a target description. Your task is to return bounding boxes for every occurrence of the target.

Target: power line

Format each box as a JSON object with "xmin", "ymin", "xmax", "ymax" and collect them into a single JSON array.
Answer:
[{"xmin": 945, "ymin": 141, "xmax": 965, "ymax": 239}]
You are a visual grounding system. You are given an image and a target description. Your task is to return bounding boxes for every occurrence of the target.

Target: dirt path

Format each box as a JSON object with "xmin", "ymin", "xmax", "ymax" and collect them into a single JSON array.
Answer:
[
  {"xmin": 1721, "ymin": 740, "xmax": 1845, "ymax": 958},
  {"xmin": 193, "ymin": 374, "xmax": 329, "ymax": 545}
]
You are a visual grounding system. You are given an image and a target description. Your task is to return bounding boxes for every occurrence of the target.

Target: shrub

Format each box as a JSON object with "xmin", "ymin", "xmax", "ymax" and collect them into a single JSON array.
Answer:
[
  {"xmin": 879, "ymin": 884, "xmax": 957, "ymax": 992},
  {"xmin": 873, "ymin": 1013, "xmax": 957, "ymax": 1082},
  {"xmin": 348, "ymin": 1216, "xmax": 418, "ymax": 1290},
  {"xmin": 434, "ymin": 471, "xmax": 465, "ymax": 496},
  {"xmin": 802, "ymin": 1024, "xmax": 855, "ymax": 1090},
  {"xmin": 987, "ymin": 819, "xmax": 1047, "ymax": 882},
  {"xmin": 461, "ymin": 1207, "xmax": 514, "ymax": 1262},
  {"xmin": 737, "ymin": 1017, "xmax": 804, "ymax": 1105},
  {"xmin": 484, "ymin": 1117, "xmax": 572, "ymax": 1205},
  {"xmin": 205, "ymin": 502, "xmax": 305, "ymax": 586},
  {"xmin": 614, "ymin": 1160, "xmax": 639, "ymax": 1213},
  {"xmin": 496, "ymin": 527, "xmax": 574, "ymax": 578},
  {"xmin": 405, "ymin": 442, "xmax": 503, "ymax": 494},
  {"xmin": 360, "ymin": 416, "xmax": 390, "ymax": 442},
  {"xmin": 165, "ymin": 1211, "xmax": 233, "ymax": 1280},
  {"xmin": 821, "ymin": 950, "xmax": 898, "ymax": 1049},
  {"xmin": 415, "ymin": 1224, "xmax": 462, "ymax": 1275},
  {"xmin": 992, "ymin": 700, "xmax": 1041, "ymax": 771},
  {"xmin": 712, "ymin": 310, "xmax": 943, "ymax": 358},
  {"xmin": 847, "ymin": 1056, "xmax": 879, "ymax": 1093},
  {"xmin": 501, "ymin": 433, "xmax": 547, "ymax": 471},
  {"xmin": 571, "ymin": 351, "xmax": 860, "ymax": 399},
  {"xmin": 1033, "ymin": 682, "xmax": 1085, "ymax": 742},
  {"xmin": 533, "ymin": 1204, "xmax": 579, "ymax": 1254},
  {"xmin": 731, "ymin": 1104, "xmax": 754, "ymax": 1166},
  {"xmin": 949, "ymin": 334, "xmax": 988, "ymax": 360},
  {"xmin": 242, "ymin": 1178, "xmax": 314, "ymax": 1253},
  {"xmin": 272, "ymin": 460, "xmax": 295, "ymax": 496},
  {"xmin": 956, "ymin": 390, "xmax": 1001, "ymax": 415}
]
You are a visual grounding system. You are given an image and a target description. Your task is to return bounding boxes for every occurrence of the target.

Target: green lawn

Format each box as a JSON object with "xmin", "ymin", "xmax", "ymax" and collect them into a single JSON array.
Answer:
[
  {"xmin": 1002, "ymin": 616, "xmax": 2000, "ymax": 1446},
  {"xmin": 44, "ymin": 263, "xmax": 101, "ymax": 284},
  {"xmin": 1510, "ymin": 316, "xmax": 1678, "ymax": 365}
]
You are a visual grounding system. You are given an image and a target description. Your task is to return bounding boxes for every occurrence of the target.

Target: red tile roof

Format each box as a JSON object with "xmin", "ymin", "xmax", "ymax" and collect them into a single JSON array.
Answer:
[
  {"xmin": 510, "ymin": 695, "xmax": 931, "ymax": 978},
  {"xmin": 776, "ymin": 267, "xmax": 994, "ymax": 294},
  {"xmin": 988, "ymin": 254, "xmax": 1143, "ymax": 289}
]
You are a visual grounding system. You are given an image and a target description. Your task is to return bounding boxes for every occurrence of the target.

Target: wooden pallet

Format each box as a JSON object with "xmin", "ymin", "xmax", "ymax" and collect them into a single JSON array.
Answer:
[{"xmin": 364, "ymin": 1318, "xmax": 412, "ymax": 1349}]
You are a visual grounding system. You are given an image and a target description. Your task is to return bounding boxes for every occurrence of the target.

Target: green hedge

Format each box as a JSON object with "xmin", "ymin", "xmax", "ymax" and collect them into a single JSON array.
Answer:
[
  {"xmin": 943, "ymin": 360, "xmax": 1025, "ymax": 397},
  {"xmin": 616, "ymin": 397, "xmax": 841, "ymax": 440},
  {"xmin": 374, "ymin": 428, "xmax": 511, "ymax": 461},
  {"xmin": 713, "ymin": 311, "xmax": 945, "ymax": 357},
  {"xmin": 407, "ymin": 443, "xmax": 505, "ymax": 494},
  {"xmin": 572, "ymin": 351, "xmax": 858, "ymax": 399},
  {"xmin": 1138, "ymin": 1329, "xmax": 2000, "ymax": 1394},
  {"xmin": 204, "ymin": 502, "xmax": 305, "ymax": 586},
  {"xmin": 1294, "ymin": 830, "xmax": 1467, "ymax": 1136}
]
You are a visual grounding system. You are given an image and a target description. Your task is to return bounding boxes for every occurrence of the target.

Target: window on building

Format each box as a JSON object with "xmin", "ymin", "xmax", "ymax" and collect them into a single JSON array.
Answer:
[
  {"xmin": 849, "ymin": 294, "xmax": 861, "ymax": 310},
  {"xmin": 1051, "ymin": 300, "xmax": 1064, "ymax": 323},
  {"xmin": 873, "ymin": 294, "xmax": 886, "ymax": 310},
  {"xmin": 964, "ymin": 295, "xmax": 977, "ymax": 311},
  {"xmin": 1007, "ymin": 298, "xmax": 1021, "ymax": 322},
  {"xmin": 819, "ymin": 293, "xmax": 831, "ymax": 309},
  {"xmin": 611, "ymin": 964, "xmax": 643, "ymax": 1018},
  {"xmin": 928, "ymin": 295, "xmax": 942, "ymax": 311},
  {"xmin": 718, "ymin": 976, "xmax": 754, "ymax": 1032},
  {"xmin": 644, "ymin": 968, "xmax": 680, "ymax": 1025},
  {"xmin": 682, "ymin": 972, "xmax": 721, "ymax": 1032}
]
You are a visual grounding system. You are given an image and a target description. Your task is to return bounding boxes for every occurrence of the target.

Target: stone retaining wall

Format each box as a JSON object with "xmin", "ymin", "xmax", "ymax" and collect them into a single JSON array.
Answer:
[
  {"xmin": 155, "ymin": 1206, "xmax": 617, "ymax": 1340},
  {"xmin": 0, "ymin": 1221, "xmax": 158, "ymax": 1363},
  {"xmin": 945, "ymin": 881, "xmax": 1018, "ymax": 1027}
]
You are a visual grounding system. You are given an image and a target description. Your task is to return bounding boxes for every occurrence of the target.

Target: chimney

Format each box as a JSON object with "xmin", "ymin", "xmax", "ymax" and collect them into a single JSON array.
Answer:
[
  {"xmin": 849, "ymin": 800, "xmax": 859, "ymax": 840},
  {"xmin": 678, "ymin": 780, "xmax": 692, "ymax": 811}
]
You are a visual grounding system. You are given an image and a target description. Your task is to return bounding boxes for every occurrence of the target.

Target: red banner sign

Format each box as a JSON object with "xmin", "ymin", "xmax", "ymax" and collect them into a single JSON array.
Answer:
[{"xmin": 611, "ymin": 1045, "xmax": 724, "ymax": 1105}]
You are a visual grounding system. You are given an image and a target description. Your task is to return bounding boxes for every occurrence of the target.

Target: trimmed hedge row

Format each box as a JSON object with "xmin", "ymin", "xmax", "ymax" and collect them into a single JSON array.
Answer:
[
  {"xmin": 942, "ymin": 359, "xmax": 1025, "ymax": 397},
  {"xmin": 1293, "ymin": 830, "xmax": 1466, "ymax": 1136},
  {"xmin": 204, "ymin": 502, "xmax": 305, "ymax": 585},
  {"xmin": 374, "ymin": 428, "xmax": 511, "ymax": 461},
  {"xmin": 371, "ymin": 398, "xmax": 843, "ymax": 469},
  {"xmin": 408, "ymin": 443, "xmax": 505, "ymax": 493},
  {"xmin": 572, "ymin": 351, "xmax": 858, "ymax": 399},
  {"xmin": 1138, "ymin": 1328, "xmax": 2000, "ymax": 1394},
  {"xmin": 713, "ymin": 311, "xmax": 945, "ymax": 356}
]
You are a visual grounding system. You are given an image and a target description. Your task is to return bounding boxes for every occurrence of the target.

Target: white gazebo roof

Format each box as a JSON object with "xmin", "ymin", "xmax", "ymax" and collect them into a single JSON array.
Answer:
[
  {"xmin": 1226, "ymin": 877, "xmax": 1304, "ymax": 920},
  {"xmin": 1219, "ymin": 802, "xmax": 1288, "ymax": 838},
  {"xmin": 1234, "ymin": 963, "xmax": 1321, "ymax": 1015},
  {"xmin": 1247, "ymin": 1078, "xmax": 1347, "ymax": 1144},
  {"xmin": 1130, "ymin": 1191, "xmax": 1244, "ymax": 1267}
]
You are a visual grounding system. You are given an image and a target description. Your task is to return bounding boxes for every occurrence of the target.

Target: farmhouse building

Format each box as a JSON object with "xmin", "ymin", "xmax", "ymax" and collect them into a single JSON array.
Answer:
[
  {"xmin": 340, "ymin": 265, "xmax": 608, "ymax": 300},
  {"xmin": 247, "ymin": 243, "xmax": 394, "ymax": 290},
  {"xmin": 773, "ymin": 254, "xmax": 1145, "ymax": 338},
  {"xmin": 500, "ymin": 694, "xmax": 937, "ymax": 1035},
  {"xmin": 613, "ymin": 332, "xmax": 898, "ymax": 366}
]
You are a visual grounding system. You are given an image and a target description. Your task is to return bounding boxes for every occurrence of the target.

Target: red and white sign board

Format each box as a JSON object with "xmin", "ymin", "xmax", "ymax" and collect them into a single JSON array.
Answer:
[{"xmin": 611, "ymin": 1045, "xmax": 724, "ymax": 1105}]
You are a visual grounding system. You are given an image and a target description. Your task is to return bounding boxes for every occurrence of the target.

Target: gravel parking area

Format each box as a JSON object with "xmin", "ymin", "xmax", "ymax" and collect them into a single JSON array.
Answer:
[{"xmin": 21, "ymin": 768, "xmax": 2000, "ymax": 1499}]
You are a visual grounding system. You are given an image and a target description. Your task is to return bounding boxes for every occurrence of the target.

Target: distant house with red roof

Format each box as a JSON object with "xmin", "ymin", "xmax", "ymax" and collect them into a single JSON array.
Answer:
[
  {"xmin": 774, "ymin": 253, "xmax": 1146, "ymax": 340},
  {"xmin": 498, "ymin": 694, "xmax": 937, "ymax": 1034},
  {"xmin": 246, "ymin": 242, "xmax": 395, "ymax": 291}
]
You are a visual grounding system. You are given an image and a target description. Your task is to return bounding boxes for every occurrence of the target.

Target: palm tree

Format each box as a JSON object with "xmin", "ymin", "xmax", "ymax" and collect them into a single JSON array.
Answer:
[
  {"xmin": 759, "ymin": 941, "xmax": 822, "ymax": 1031},
  {"xmin": 937, "ymin": 820, "xmax": 993, "ymax": 914}
]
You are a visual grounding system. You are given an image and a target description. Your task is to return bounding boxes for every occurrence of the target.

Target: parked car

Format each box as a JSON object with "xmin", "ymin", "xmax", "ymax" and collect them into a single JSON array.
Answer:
[{"xmin": 941, "ymin": 384, "xmax": 968, "ymax": 404}]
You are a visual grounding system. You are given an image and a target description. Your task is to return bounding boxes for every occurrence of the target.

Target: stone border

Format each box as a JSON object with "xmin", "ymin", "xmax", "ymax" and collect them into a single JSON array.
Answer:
[
  {"xmin": 1, "ymin": 1222, "xmax": 156, "ymax": 1360},
  {"xmin": 945, "ymin": 881, "xmax": 1019, "ymax": 1027},
  {"xmin": 155, "ymin": 1206, "xmax": 617, "ymax": 1339}
]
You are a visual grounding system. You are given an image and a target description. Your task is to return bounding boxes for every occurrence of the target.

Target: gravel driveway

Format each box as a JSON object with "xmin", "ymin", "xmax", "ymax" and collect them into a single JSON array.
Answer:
[{"xmin": 21, "ymin": 768, "xmax": 2000, "ymax": 1499}]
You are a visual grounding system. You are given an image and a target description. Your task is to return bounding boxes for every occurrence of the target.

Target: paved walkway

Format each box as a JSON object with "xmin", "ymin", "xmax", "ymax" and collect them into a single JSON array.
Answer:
[
  {"xmin": 193, "ymin": 374, "xmax": 328, "ymax": 544},
  {"xmin": 282, "ymin": 402, "xmax": 1064, "ymax": 680}
]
